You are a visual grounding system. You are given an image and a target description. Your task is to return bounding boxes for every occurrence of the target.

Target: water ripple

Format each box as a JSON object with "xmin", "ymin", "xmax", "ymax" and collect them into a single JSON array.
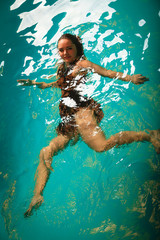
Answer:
[{"xmin": 11, "ymin": 0, "xmax": 116, "ymax": 47}]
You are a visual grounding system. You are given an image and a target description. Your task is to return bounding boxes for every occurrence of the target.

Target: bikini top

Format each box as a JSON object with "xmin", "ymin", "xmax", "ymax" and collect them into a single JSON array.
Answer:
[{"xmin": 57, "ymin": 63, "xmax": 90, "ymax": 107}]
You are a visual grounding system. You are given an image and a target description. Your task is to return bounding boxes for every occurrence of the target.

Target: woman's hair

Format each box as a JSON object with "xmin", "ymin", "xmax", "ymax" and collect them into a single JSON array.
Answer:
[{"xmin": 58, "ymin": 33, "xmax": 84, "ymax": 58}]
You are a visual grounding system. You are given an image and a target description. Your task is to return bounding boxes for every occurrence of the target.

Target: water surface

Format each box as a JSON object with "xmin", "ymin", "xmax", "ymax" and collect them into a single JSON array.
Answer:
[{"xmin": 0, "ymin": 0, "xmax": 160, "ymax": 239}]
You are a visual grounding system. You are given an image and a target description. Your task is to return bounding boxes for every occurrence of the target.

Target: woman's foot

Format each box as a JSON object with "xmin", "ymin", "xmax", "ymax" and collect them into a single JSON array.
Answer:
[
  {"xmin": 24, "ymin": 195, "xmax": 44, "ymax": 217},
  {"xmin": 148, "ymin": 129, "xmax": 160, "ymax": 154}
]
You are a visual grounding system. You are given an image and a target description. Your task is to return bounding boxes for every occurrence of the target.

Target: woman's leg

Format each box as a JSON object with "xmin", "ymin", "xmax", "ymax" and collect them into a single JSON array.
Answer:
[
  {"xmin": 75, "ymin": 108, "xmax": 160, "ymax": 153},
  {"xmin": 24, "ymin": 134, "xmax": 70, "ymax": 217}
]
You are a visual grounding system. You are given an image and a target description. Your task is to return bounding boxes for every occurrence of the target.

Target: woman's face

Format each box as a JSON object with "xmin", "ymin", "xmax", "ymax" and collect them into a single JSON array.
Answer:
[{"xmin": 58, "ymin": 38, "xmax": 77, "ymax": 65}]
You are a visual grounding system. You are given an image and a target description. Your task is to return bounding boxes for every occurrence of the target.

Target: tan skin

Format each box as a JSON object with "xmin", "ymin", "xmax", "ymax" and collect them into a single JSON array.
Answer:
[{"xmin": 17, "ymin": 38, "xmax": 160, "ymax": 217}]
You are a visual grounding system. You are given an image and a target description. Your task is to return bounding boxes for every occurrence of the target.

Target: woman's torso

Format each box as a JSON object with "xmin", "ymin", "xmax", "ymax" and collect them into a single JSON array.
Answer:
[{"xmin": 57, "ymin": 61, "xmax": 91, "ymax": 109}]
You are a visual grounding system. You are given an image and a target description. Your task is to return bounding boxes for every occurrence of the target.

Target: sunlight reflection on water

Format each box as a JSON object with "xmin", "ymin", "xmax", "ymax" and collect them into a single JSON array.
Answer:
[{"xmin": 11, "ymin": 0, "xmax": 136, "ymax": 107}]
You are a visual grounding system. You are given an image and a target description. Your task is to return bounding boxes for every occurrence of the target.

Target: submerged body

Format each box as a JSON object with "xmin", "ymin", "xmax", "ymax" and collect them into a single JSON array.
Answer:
[
  {"xmin": 17, "ymin": 34, "xmax": 160, "ymax": 217},
  {"xmin": 56, "ymin": 59, "xmax": 104, "ymax": 137}
]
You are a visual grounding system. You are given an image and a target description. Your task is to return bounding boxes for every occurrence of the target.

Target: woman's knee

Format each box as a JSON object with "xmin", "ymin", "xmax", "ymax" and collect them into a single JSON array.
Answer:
[
  {"xmin": 86, "ymin": 138, "xmax": 107, "ymax": 152},
  {"xmin": 40, "ymin": 146, "xmax": 52, "ymax": 160},
  {"xmin": 93, "ymin": 144, "xmax": 106, "ymax": 152},
  {"xmin": 89, "ymin": 138, "xmax": 116, "ymax": 153}
]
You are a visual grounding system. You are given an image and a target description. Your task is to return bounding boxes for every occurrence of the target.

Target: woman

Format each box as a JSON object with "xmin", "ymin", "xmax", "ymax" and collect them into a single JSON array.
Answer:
[{"xmin": 17, "ymin": 33, "xmax": 160, "ymax": 217}]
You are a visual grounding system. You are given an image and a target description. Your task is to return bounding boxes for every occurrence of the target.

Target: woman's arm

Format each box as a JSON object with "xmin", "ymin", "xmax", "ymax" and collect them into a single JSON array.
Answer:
[
  {"xmin": 17, "ymin": 79, "xmax": 59, "ymax": 89},
  {"xmin": 77, "ymin": 60, "xmax": 149, "ymax": 85}
]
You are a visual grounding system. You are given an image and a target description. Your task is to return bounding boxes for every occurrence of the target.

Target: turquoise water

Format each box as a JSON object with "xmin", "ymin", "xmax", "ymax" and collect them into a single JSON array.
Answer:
[{"xmin": 0, "ymin": 0, "xmax": 160, "ymax": 239}]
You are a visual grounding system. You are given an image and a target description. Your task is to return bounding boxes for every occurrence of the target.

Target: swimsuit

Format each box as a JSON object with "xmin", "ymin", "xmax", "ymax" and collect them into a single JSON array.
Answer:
[{"xmin": 56, "ymin": 65, "xmax": 104, "ymax": 138}]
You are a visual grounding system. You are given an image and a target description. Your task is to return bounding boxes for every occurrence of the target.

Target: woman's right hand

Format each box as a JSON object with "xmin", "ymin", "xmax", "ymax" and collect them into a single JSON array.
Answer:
[
  {"xmin": 17, "ymin": 79, "xmax": 36, "ymax": 86},
  {"xmin": 17, "ymin": 80, "xmax": 56, "ymax": 89},
  {"xmin": 37, "ymin": 82, "xmax": 49, "ymax": 89}
]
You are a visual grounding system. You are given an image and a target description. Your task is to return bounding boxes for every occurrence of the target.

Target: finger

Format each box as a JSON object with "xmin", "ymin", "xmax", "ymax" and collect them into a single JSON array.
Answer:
[
  {"xmin": 138, "ymin": 76, "xmax": 145, "ymax": 79},
  {"xmin": 47, "ymin": 165, "xmax": 54, "ymax": 171},
  {"xmin": 139, "ymin": 79, "xmax": 149, "ymax": 83},
  {"xmin": 135, "ymin": 82, "xmax": 143, "ymax": 85},
  {"xmin": 50, "ymin": 166, "xmax": 54, "ymax": 172},
  {"xmin": 17, "ymin": 79, "xmax": 27, "ymax": 83},
  {"xmin": 34, "ymin": 199, "xmax": 43, "ymax": 209},
  {"xmin": 136, "ymin": 74, "xmax": 142, "ymax": 77},
  {"xmin": 137, "ymin": 79, "xmax": 144, "ymax": 84},
  {"xmin": 24, "ymin": 208, "xmax": 32, "ymax": 218},
  {"xmin": 139, "ymin": 75, "xmax": 149, "ymax": 81},
  {"xmin": 21, "ymin": 79, "xmax": 29, "ymax": 82},
  {"xmin": 139, "ymin": 76, "xmax": 149, "ymax": 81},
  {"xmin": 143, "ymin": 78, "xmax": 149, "ymax": 81}
]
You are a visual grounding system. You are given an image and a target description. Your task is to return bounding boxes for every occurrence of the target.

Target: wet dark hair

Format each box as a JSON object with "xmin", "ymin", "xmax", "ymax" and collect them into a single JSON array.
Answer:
[{"xmin": 58, "ymin": 33, "xmax": 84, "ymax": 58}]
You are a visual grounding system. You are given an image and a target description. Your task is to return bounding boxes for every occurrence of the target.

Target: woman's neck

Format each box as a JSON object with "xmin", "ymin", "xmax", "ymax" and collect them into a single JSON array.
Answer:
[{"xmin": 65, "ymin": 56, "xmax": 80, "ymax": 67}]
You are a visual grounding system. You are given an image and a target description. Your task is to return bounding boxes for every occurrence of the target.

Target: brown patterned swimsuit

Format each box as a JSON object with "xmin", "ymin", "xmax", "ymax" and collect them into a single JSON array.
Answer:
[{"xmin": 56, "ymin": 63, "xmax": 104, "ymax": 138}]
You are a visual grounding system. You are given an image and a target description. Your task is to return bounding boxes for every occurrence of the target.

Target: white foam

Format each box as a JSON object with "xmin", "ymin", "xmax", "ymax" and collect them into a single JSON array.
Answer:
[
  {"xmin": 23, "ymin": 56, "xmax": 33, "ymax": 67},
  {"xmin": 0, "ymin": 61, "xmax": 5, "ymax": 68},
  {"xmin": 7, "ymin": 48, "xmax": 12, "ymax": 54},
  {"xmin": 143, "ymin": 33, "xmax": 150, "ymax": 53},
  {"xmin": 10, "ymin": 0, "xmax": 26, "ymax": 11},
  {"xmin": 22, "ymin": 59, "xmax": 35, "ymax": 75},
  {"xmin": 138, "ymin": 19, "xmax": 146, "ymax": 27},
  {"xmin": 16, "ymin": 0, "xmax": 116, "ymax": 46}
]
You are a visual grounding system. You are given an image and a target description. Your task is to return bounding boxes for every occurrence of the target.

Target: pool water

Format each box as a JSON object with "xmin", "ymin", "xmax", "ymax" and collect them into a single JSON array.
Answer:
[{"xmin": 0, "ymin": 0, "xmax": 160, "ymax": 239}]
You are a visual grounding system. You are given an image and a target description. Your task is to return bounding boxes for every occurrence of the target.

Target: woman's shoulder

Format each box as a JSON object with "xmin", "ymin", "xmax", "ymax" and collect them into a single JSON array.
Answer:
[{"xmin": 76, "ymin": 59, "xmax": 92, "ymax": 68}]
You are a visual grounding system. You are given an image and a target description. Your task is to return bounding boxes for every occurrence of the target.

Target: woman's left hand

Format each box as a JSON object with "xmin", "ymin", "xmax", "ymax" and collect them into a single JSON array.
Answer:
[{"xmin": 130, "ymin": 74, "xmax": 149, "ymax": 85}]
